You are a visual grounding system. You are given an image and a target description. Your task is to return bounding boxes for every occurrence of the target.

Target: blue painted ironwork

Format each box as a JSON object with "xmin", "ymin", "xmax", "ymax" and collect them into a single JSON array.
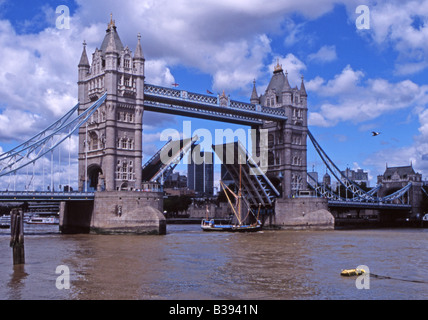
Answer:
[
  {"xmin": 213, "ymin": 140, "xmax": 280, "ymax": 208},
  {"xmin": 0, "ymin": 191, "xmax": 94, "ymax": 202},
  {"xmin": 0, "ymin": 93, "xmax": 107, "ymax": 178},
  {"xmin": 144, "ymin": 83, "xmax": 287, "ymax": 124},
  {"xmin": 308, "ymin": 129, "xmax": 412, "ymax": 206},
  {"xmin": 142, "ymin": 136, "xmax": 198, "ymax": 184}
]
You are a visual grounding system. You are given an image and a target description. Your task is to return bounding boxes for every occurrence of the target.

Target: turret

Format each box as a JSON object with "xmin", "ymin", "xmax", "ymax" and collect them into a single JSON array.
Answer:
[
  {"xmin": 134, "ymin": 33, "xmax": 145, "ymax": 101},
  {"xmin": 282, "ymin": 70, "xmax": 292, "ymax": 105},
  {"xmin": 78, "ymin": 41, "xmax": 90, "ymax": 104},
  {"xmin": 300, "ymin": 75, "xmax": 307, "ymax": 107},
  {"xmin": 250, "ymin": 79, "xmax": 260, "ymax": 104}
]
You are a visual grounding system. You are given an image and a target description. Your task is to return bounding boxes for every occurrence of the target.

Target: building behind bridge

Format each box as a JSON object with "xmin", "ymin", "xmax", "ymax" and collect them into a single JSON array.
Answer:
[{"xmin": 377, "ymin": 164, "xmax": 423, "ymax": 215}]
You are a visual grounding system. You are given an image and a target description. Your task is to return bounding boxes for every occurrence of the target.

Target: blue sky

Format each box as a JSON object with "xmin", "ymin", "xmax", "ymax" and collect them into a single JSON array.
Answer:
[{"xmin": 1, "ymin": 0, "xmax": 428, "ymax": 190}]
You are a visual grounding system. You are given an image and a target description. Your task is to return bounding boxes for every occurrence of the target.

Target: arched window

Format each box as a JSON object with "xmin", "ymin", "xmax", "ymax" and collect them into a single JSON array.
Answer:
[
  {"xmin": 268, "ymin": 151, "xmax": 275, "ymax": 166},
  {"xmin": 89, "ymin": 132, "xmax": 98, "ymax": 150},
  {"xmin": 268, "ymin": 134, "xmax": 274, "ymax": 147}
]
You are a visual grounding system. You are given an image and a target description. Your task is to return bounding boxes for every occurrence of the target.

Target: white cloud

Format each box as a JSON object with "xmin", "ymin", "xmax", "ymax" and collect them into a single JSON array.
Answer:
[
  {"xmin": 357, "ymin": 0, "xmax": 428, "ymax": 75},
  {"xmin": 307, "ymin": 65, "xmax": 426, "ymax": 127},
  {"xmin": 145, "ymin": 59, "xmax": 175, "ymax": 87},
  {"xmin": 307, "ymin": 45, "xmax": 337, "ymax": 63},
  {"xmin": 266, "ymin": 53, "xmax": 307, "ymax": 87}
]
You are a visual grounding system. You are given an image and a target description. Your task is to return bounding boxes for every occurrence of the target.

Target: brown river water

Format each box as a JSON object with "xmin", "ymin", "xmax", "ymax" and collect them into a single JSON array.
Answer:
[{"xmin": 0, "ymin": 224, "xmax": 427, "ymax": 300}]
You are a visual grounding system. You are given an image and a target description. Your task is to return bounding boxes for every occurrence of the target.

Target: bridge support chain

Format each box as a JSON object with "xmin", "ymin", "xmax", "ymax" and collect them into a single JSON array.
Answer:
[
  {"xmin": 10, "ymin": 208, "xmax": 25, "ymax": 265},
  {"xmin": 271, "ymin": 197, "xmax": 334, "ymax": 230}
]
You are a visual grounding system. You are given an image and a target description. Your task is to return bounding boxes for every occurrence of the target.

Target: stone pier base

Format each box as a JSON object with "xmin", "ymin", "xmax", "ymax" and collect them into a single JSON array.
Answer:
[
  {"xmin": 271, "ymin": 197, "xmax": 334, "ymax": 230},
  {"xmin": 60, "ymin": 191, "xmax": 166, "ymax": 235}
]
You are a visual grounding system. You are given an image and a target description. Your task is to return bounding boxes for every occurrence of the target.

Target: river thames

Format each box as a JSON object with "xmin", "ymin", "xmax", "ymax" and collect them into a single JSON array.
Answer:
[{"xmin": 0, "ymin": 224, "xmax": 427, "ymax": 300}]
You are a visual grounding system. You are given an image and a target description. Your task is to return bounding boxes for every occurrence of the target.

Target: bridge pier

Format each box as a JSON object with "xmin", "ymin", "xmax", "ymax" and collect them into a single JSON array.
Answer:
[
  {"xmin": 59, "ymin": 200, "xmax": 93, "ymax": 234},
  {"xmin": 271, "ymin": 197, "xmax": 334, "ymax": 230},
  {"xmin": 59, "ymin": 190, "xmax": 166, "ymax": 235}
]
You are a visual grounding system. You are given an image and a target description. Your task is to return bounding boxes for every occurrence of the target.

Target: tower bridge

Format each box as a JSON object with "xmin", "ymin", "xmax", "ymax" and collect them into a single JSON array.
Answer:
[{"xmin": 0, "ymin": 16, "xmax": 424, "ymax": 233}]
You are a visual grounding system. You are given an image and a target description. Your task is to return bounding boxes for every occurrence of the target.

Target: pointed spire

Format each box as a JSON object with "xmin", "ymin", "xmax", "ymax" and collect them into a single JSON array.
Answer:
[
  {"xmin": 300, "ymin": 75, "xmax": 307, "ymax": 96},
  {"xmin": 282, "ymin": 69, "xmax": 291, "ymax": 92},
  {"xmin": 134, "ymin": 33, "xmax": 144, "ymax": 60},
  {"xmin": 250, "ymin": 79, "xmax": 259, "ymax": 104},
  {"xmin": 108, "ymin": 13, "xmax": 116, "ymax": 31},
  {"xmin": 105, "ymin": 27, "xmax": 117, "ymax": 54},
  {"xmin": 78, "ymin": 40, "xmax": 90, "ymax": 67}
]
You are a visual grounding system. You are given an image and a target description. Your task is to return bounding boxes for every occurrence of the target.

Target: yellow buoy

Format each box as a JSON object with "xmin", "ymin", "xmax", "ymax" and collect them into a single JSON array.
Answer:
[{"xmin": 340, "ymin": 268, "xmax": 365, "ymax": 276}]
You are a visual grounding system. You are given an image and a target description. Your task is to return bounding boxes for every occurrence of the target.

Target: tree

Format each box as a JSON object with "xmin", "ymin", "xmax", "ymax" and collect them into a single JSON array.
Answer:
[{"xmin": 163, "ymin": 195, "xmax": 192, "ymax": 216}]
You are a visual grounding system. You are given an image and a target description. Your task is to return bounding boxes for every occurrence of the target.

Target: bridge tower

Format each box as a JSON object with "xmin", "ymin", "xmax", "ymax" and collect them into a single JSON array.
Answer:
[
  {"xmin": 77, "ymin": 16, "xmax": 145, "ymax": 192},
  {"xmin": 252, "ymin": 61, "xmax": 308, "ymax": 198},
  {"xmin": 377, "ymin": 164, "xmax": 424, "ymax": 215}
]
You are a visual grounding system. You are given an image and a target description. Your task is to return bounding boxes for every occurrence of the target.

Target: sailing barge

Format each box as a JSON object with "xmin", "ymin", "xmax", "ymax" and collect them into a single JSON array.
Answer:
[{"xmin": 201, "ymin": 158, "xmax": 262, "ymax": 232}]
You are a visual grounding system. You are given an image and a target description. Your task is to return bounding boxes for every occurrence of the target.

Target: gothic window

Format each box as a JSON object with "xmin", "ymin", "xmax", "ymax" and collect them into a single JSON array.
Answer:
[
  {"xmin": 268, "ymin": 151, "xmax": 275, "ymax": 166},
  {"xmin": 116, "ymin": 160, "xmax": 121, "ymax": 179},
  {"xmin": 124, "ymin": 58, "xmax": 130, "ymax": 69},
  {"xmin": 124, "ymin": 77, "xmax": 130, "ymax": 87},
  {"xmin": 292, "ymin": 108, "xmax": 296, "ymax": 118},
  {"xmin": 268, "ymin": 134, "xmax": 274, "ymax": 147},
  {"xmin": 89, "ymin": 132, "xmax": 98, "ymax": 150},
  {"xmin": 128, "ymin": 161, "xmax": 134, "ymax": 180},
  {"xmin": 122, "ymin": 162, "xmax": 128, "ymax": 180},
  {"xmin": 121, "ymin": 138, "xmax": 127, "ymax": 149}
]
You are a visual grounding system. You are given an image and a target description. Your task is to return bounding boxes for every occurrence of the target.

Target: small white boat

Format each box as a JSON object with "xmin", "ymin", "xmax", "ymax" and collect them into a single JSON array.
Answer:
[
  {"xmin": 0, "ymin": 214, "xmax": 10, "ymax": 228},
  {"xmin": 26, "ymin": 216, "xmax": 59, "ymax": 225}
]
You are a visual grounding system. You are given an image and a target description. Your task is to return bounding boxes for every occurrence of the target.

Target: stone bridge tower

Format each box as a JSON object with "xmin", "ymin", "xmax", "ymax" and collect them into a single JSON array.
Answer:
[
  {"xmin": 377, "ymin": 164, "xmax": 424, "ymax": 215},
  {"xmin": 77, "ymin": 16, "xmax": 145, "ymax": 192},
  {"xmin": 251, "ymin": 61, "xmax": 308, "ymax": 198}
]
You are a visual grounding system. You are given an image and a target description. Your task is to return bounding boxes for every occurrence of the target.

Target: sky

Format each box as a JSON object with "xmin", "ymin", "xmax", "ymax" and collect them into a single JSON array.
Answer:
[{"xmin": 1, "ymin": 0, "xmax": 428, "ymax": 191}]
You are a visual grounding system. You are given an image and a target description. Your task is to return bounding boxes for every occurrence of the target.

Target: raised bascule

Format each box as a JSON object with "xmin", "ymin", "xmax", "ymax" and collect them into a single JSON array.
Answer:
[{"xmin": 0, "ymin": 16, "xmax": 423, "ymax": 233}]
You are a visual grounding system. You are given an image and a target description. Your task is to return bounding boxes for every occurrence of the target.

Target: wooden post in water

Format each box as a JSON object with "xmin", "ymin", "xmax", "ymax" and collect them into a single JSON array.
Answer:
[{"xmin": 10, "ymin": 208, "xmax": 25, "ymax": 265}]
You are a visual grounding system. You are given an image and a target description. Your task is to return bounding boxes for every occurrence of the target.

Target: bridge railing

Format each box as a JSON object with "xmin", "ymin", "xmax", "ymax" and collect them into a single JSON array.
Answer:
[{"xmin": 144, "ymin": 83, "xmax": 286, "ymax": 119}]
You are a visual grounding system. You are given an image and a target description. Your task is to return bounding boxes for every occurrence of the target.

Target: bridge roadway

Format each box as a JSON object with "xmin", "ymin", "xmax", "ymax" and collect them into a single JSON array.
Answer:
[
  {"xmin": 0, "ymin": 191, "xmax": 411, "ymax": 212},
  {"xmin": 0, "ymin": 191, "xmax": 95, "ymax": 202},
  {"xmin": 327, "ymin": 199, "xmax": 411, "ymax": 210},
  {"xmin": 143, "ymin": 83, "xmax": 287, "ymax": 126}
]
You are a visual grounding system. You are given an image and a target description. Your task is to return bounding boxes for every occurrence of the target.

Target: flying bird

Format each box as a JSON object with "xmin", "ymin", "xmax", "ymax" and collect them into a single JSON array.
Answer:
[
  {"xmin": 207, "ymin": 90, "xmax": 213, "ymax": 94},
  {"xmin": 372, "ymin": 131, "xmax": 381, "ymax": 136}
]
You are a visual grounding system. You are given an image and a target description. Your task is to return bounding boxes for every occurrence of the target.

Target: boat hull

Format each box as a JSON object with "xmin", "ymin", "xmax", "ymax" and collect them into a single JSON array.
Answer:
[
  {"xmin": 26, "ymin": 217, "xmax": 59, "ymax": 225},
  {"xmin": 201, "ymin": 219, "xmax": 262, "ymax": 233}
]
